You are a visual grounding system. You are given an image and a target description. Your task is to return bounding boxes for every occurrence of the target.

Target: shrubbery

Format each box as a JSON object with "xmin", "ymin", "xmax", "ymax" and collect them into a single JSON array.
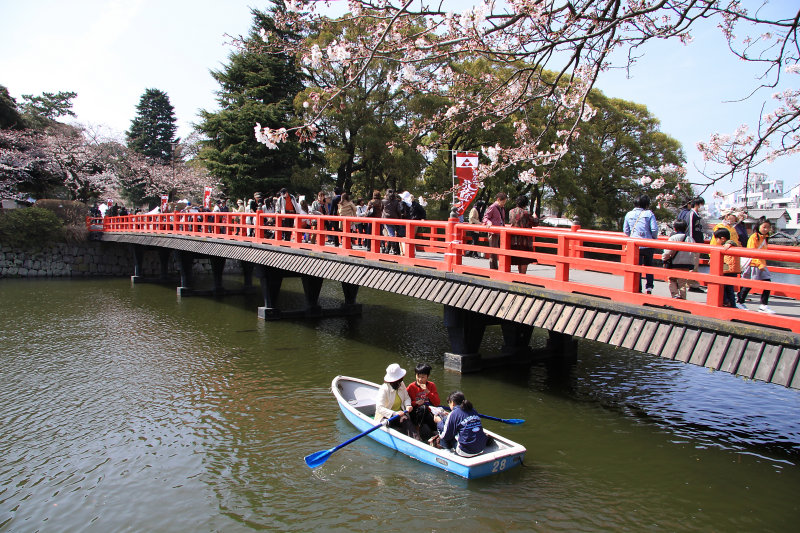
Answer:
[{"xmin": 0, "ymin": 207, "xmax": 64, "ymax": 249}]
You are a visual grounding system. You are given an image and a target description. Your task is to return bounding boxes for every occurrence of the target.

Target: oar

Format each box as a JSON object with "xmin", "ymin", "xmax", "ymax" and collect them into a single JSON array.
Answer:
[
  {"xmin": 439, "ymin": 405, "xmax": 525, "ymax": 425},
  {"xmin": 305, "ymin": 414, "xmax": 400, "ymax": 468}
]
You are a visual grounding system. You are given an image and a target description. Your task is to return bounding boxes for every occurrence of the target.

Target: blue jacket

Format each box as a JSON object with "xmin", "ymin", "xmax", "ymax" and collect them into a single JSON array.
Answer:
[{"xmin": 438, "ymin": 405, "xmax": 487, "ymax": 455}]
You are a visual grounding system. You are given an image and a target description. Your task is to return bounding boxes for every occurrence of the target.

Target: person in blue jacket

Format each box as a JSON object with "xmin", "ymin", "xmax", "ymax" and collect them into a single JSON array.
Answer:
[{"xmin": 435, "ymin": 390, "xmax": 488, "ymax": 457}]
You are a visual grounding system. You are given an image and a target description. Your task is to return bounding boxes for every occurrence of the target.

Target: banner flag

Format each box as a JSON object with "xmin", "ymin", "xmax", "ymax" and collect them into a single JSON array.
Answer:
[
  {"xmin": 203, "ymin": 187, "xmax": 213, "ymax": 209},
  {"xmin": 454, "ymin": 152, "xmax": 479, "ymax": 216},
  {"xmin": 160, "ymin": 195, "xmax": 169, "ymax": 212}
]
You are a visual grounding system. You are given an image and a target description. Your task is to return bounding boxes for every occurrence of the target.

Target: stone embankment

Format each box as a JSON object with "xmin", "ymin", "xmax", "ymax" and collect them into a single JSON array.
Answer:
[{"xmin": 0, "ymin": 241, "xmax": 240, "ymax": 278}]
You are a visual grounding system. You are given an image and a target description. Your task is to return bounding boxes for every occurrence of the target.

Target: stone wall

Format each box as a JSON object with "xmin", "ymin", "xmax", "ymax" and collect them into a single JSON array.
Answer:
[{"xmin": 0, "ymin": 240, "xmax": 241, "ymax": 279}]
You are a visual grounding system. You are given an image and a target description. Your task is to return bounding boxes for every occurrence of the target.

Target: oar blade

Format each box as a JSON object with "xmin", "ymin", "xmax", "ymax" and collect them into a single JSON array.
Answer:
[
  {"xmin": 304, "ymin": 449, "xmax": 333, "ymax": 468},
  {"xmin": 503, "ymin": 418, "xmax": 525, "ymax": 425}
]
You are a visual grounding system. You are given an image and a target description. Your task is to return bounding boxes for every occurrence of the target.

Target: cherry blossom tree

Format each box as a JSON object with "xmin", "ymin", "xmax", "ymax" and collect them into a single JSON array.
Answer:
[
  {"xmin": 1, "ymin": 124, "xmax": 215, "ymax": 206},
  {"xmin": 255, "ymin": 0, "xmax": 798, "ymax": 201}
]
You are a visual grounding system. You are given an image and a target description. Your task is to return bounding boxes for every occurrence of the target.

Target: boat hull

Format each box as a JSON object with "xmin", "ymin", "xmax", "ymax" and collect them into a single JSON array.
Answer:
[{"xmin": 332, "ymin": 375, "xmax": 526, "ymax": 479}]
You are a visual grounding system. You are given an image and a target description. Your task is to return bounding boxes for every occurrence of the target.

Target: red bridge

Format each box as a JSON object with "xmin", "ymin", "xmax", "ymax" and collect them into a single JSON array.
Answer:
[{"xmin": 90, "ymin": 210, "xmax": 800, "ymax": 390}]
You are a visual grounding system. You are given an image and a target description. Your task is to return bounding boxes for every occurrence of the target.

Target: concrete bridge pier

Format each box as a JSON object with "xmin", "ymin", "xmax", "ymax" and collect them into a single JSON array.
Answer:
[
  {"xmin": 175, "ymin": 254, "xmax": 253, "ymax": 298},
  {"xmin": 546, "ymin": 331, "xmax": 579, "ymax": 364},
  {"xmin": 444, "ymin": 306, "xmax": 535, "ymax": 373},
  {"xmin": 131, "ymin": 245, "xmax": 174, "ymax": 285},
  {"xmin": 256, "ymin": 267, "xmax": 362, "ymax": 320}
]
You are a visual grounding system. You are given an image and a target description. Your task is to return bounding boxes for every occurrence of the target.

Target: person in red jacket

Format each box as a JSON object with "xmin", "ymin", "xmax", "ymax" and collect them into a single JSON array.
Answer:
[{"xmin": 406, "ymin": 363, "xmax": 441, "ymax": 443}]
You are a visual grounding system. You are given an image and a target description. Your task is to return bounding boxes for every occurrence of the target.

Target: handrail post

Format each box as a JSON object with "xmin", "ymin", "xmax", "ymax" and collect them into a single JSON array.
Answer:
[
  {"xmin": 706, "ymin": 247, "xmax": 724, "ymax": 306},
  {"xmin": 446, "ymin": 215, "xmax": 458, "ymax": 271},
  {"xmin": 555, "ymin": 234, "xmax": 570, "ymax": 282},
  {"xmin": 623, "ymin": 240, "xmax": 639, "ymax": 293},
  {"xmin": 498, "ymin": 228, "xmax": 510, "ymax": 272},
  {"xmin": 405, "ymin": 221, "xmax": 415, "ymax": 259}
]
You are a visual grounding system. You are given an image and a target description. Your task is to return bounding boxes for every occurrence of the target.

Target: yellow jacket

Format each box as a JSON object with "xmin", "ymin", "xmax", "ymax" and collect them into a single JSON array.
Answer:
[
  {"xmin": 710, "ymin": 222, "xmax": 739, "ymax": 246},
  {"xmin": 746, "ymin": 231, "xmax": 768, "ymax": 270}
]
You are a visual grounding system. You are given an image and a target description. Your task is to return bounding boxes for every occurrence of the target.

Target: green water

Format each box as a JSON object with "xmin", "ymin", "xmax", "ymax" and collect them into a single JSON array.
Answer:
[{"xmin": 1, "ymin": 277, "xmax": 798, "ymax": 532}]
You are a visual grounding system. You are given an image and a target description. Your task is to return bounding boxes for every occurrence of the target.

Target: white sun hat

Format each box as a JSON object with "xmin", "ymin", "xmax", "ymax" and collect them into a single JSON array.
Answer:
[{"xmin": 384, "ymin": 363, "xmax": 406, "ymax": 382}]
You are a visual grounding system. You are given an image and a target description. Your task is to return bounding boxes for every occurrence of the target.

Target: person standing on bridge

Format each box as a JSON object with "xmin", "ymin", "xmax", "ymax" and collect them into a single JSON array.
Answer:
[
  {"xmin": 276, "ymin": 188, "xmax": 301, "ymax": 241},
  {"xmin": 679, "ymin": 197, "xmax": 707, "ymax": 293},
  {"xmin": 737, "ymin": 218, "xmax": 775, "ymax": 314},
  {"xmin": 483, "ymin": 192, "xmax": 508, "ymax": 270},
  {"xmin": 624, "ymin": 194, "xmax": 659, "ymax": 294},
  {"xmin": 508, "ymin": 195, "xmax": 538, "ymax": 274}
]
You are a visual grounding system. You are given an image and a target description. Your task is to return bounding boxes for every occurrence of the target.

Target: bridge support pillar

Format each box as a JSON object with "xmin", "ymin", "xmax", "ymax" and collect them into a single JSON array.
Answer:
[
  {"xmin": 340, "ymin": 282, "xmax": 362, "ymax": 315},
  {"xmin": 444, "ymin": 306, "xmax": 537, "ymax": 373},
  {"xmin": 158, "ymin": 249, "xmax": 171, "ymax": 282},
  {"xmin": 176, "ymin": 251, "xmax": 195, "ymax": 297},
  {"xmin": 241, "ymin": 261, "xmax": 254, "ymax": 290},
  {"xmin": 132, "ymin": 245, "xmax": 144, "ymax": 279},
  {"xmin": 257, "ymin": 267, "xmax": 284, "ymax": 319},
  {"xmin": 131, "ymin": 245, "xmax": 176, "ymax": 285},
  {"xmin": 256, "ymin": 269, "xmax": 363, "ymax": 320},
  {"xmin": 546, "ymin": 330, "xmax": 579, "ymax": 364},
  {"xmin": 210, "ymin": 257, "xmax": 226, "ymax": 296},
  {"xmin": 443, "ymin": 306, "xmax": 487, "ymax": 373},
  {"xmin": 501, "ymin": 322, "xmax": 534, "ymax": 359}
]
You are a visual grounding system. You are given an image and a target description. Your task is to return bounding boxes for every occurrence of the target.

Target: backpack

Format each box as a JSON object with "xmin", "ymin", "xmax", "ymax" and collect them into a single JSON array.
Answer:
[{"xmin": 677, "ymin": 208, "xmax": 692, "ymax": 227}]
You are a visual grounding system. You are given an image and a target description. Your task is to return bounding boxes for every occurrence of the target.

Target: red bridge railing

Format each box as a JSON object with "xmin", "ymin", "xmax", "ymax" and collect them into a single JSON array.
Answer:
[{"xmin": 89, "ymin": 212, "xmax": 800, "ymax": 333}]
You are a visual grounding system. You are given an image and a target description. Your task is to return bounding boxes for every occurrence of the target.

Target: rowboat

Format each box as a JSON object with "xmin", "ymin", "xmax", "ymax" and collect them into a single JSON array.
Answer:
[{"xmin": 332, "ymin": 375, "xmax": 526, "ymax": 479}]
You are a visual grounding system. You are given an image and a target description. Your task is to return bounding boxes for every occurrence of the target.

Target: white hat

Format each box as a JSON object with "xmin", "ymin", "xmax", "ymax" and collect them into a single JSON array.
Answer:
[{"xmin": 384, "ymin": 363, "xmax": 406, "ymax": 382}]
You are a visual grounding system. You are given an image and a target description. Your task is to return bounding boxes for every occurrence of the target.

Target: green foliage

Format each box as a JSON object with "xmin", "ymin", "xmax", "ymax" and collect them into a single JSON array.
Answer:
[
  {"xmin": 126, "ymin": 88, "xmax": 178, "ymax": 163},
  {"xmin": 299, "ymin": 15, "xmax": 427, "ymax": 194},
  {"xmin": 197, "ymin": 8, "xmax": 309, "ymax": 200},
  {"xmin": 0, "ymin": 207, "xmax": 64, "ymax": 249},
  {"xmin": 544, "ymin": 92, "xmax": 687, "ymax": 228},
  {"xmin": 20, "ymin": 91, "xmax": 77, "ymax": 120}
]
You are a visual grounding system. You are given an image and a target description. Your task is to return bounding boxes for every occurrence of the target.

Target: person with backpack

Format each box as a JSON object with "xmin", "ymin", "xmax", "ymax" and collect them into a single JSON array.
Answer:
[
  {"xmin": 678, "ymin": 197, "xmax": 706, "ymax": 292},
  {"xmin": 623, "ymin": 194, "xmax": 659, "ymax": 294},
  {"xmin": 661, "ymin": 219, "xmax": 697, "ymax": 299},
  {"xmin": 382, "ymin": 189, "xmax": 405, "ymax": 255}
]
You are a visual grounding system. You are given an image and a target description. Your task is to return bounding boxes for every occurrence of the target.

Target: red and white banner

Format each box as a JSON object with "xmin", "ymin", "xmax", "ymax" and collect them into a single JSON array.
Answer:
[
  {"xmin": 454, "ymin": 152, "xmax": 480, "ymax": 216},
  {"xmin": 203, "ymin": 187, "xmax": 213, "ymax": 209},
  {"xmin": 160, "ymin": 195, "xmax": 169, "ymax": 212}
]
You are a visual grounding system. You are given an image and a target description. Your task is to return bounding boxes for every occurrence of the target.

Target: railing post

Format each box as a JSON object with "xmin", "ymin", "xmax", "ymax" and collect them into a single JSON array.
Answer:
[
  {"xmin": 555, "ymin": 234, "xmax": 570, "ymax": 282},
  {"xmin": 623, "ymin": 241, "xmax": 639, "ymax": 293},
  {"xmin": 446, "ymin": 215, "xmax": 458, "ymax": 271},
  {"xmin": 706, "ymin": 247, "xmax": 724, "ymax": 306},
  {"xmin": 498, "ymin": 228, "xmax": 510, "ymax": 272}
]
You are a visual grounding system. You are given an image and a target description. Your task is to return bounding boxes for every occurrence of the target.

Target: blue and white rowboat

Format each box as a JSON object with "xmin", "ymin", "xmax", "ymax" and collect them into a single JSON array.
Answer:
[{"xmin": 332, "ymin": 375, "xmax": 526, "ymax": 479}]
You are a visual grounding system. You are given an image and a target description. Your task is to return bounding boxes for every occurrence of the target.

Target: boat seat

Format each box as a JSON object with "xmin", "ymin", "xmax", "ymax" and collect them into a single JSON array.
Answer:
[{"xmin": 348, "ymin": 385, "xmax": 376, "ymax": 417}]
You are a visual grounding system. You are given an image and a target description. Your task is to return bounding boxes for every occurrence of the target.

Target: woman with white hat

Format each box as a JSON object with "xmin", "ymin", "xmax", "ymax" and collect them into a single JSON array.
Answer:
[{"xmin": 373, "ymin": 363, "xmax": 419, "ymax": 439}]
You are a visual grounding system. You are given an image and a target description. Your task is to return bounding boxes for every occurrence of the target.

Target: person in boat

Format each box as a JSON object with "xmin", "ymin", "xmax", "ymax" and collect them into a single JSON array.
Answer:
[
  {"xmin": 406, "ymin": 363, "xmax": 441, "ymax": 442},
  {"xmin": 374, "ymin": 363, "xmax": 419, "ymax": 439},
  {"xmin": 434, "ymin": 391, "xmax": 488, "ymax": 457}
]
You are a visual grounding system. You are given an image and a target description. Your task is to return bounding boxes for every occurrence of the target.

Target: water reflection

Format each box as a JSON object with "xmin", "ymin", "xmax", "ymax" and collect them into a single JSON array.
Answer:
[{"xmin": 0, "ymin": 277, "xmax": 798, "ymax": 532}]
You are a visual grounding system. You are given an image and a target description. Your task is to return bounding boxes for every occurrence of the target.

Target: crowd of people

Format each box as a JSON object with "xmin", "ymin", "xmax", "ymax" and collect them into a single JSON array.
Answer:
[
  {"xmin": 375, "ymin": 363, "xmax": 489, "ymax": 457},
  {"xmin": 624, "ymin": 194, "xmax": 777, "ymax": 314},
  {"xmin": 92, "ymin": 187, "xmax": 781, "ymax": 314},
  {"xmin": 183, "ymin": 187, "xmax": 431, "ymax": 252}
]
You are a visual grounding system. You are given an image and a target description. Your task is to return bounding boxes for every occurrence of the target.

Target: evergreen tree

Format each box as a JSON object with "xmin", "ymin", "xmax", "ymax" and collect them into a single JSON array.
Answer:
[
  {"xmin": 197, "ymin": 7, "xmax": 307, "ymax": 200},
  {"xmin": 21, "ymin": 91, "xmax": 77, "ymax": 120},
  {"xmin": 0, "ymin": 85, "xmax": 26, "ymax": 130},
  {"xmin": 126, "ymin": 88, "xmax": 178, "ymax": 163}
]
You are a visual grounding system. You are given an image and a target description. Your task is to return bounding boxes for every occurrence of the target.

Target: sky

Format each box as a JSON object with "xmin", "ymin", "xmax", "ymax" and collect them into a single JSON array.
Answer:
[{"xmin": 1, "ymin": 0, "xmax": 798, "ymax": 199}]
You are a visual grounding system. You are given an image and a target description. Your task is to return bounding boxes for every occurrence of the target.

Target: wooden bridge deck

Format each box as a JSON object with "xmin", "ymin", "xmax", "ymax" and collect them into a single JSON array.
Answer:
[{"xmin": 102, "ymin": 232, "xmax": 800, "ymax": 390}]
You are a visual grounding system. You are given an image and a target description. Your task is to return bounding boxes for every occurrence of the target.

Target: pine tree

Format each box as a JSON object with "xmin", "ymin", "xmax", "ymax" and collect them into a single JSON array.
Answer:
[
  {"xmin": 127, "ymin": 88, "xmax": 178, "ymax": 163},
  {"xmin": 197, "ymin": 7, "xmax": 309, "ymax": 200}
]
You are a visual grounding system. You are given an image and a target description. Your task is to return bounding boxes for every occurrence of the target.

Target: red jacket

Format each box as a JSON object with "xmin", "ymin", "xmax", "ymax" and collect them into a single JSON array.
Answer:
[{"xmin": 406, "ymin": 381, "xmax": 440, "ymax": 407}]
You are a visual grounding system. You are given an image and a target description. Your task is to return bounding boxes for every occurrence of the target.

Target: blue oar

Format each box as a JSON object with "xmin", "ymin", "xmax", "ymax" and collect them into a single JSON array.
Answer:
[
  {"xmin": 305, "ymin": 414, "xmax": 400, "ymax": 468},
  {"xmin": 439, "ymin": 405, "xmax": 525, "ymax": 425}
]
